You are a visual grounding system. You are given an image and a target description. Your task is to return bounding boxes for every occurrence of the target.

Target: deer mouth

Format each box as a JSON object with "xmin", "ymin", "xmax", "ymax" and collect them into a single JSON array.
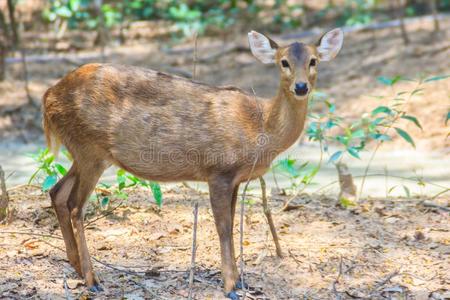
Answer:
[{"xmin": 291, "ymin": 90, "xmax": 309, "ymax": 100}]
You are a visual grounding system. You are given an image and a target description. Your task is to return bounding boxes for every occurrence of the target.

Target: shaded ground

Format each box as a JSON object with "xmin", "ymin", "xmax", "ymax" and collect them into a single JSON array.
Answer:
[{"xmin": 0, "ymin": 185, "xmax": 449, "ymax": 299}]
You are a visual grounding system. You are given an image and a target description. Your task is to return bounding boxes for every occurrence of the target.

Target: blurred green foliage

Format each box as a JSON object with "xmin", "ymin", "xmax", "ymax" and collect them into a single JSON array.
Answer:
[{"xmin": 40, "ymin": 0, "xmax": 449, "ymax": 38}]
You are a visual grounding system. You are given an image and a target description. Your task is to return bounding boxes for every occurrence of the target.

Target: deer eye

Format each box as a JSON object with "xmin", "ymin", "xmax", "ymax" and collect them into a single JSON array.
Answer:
[
  {"xmin": 309, "ymin": 58, "xmax": 317, "ymax": 67},
  {"xmin": 281, "ymin": 59, "xmax": 290, "ymax": 68}
]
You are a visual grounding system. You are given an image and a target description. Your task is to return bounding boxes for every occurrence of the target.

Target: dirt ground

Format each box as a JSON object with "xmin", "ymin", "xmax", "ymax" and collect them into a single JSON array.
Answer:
[{"xmin": 0, "ymin": 185, "xmax": 449, "ymax": 299}]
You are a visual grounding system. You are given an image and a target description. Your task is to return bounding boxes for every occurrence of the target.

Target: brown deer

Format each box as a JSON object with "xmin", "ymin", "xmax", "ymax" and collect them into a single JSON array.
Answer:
[{"xmin": 42, "ymin": 28, "xmax": 343, "ymax": 299}]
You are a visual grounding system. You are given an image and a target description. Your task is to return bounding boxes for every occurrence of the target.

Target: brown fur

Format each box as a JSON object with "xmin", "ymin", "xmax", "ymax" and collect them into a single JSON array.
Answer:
[{"xmin": 43, "ymin": 38, "xmax": 326, "ymax": 295}]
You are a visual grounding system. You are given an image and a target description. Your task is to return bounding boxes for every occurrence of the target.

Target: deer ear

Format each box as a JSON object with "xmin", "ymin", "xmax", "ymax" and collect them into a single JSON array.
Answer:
[
  {"xmin": 248, "ymin": 31, "xmax": 278, "ymax": 64},
  {"xmin": 317, "ymin": 28, "xmax": 344, "ymax": 62}
]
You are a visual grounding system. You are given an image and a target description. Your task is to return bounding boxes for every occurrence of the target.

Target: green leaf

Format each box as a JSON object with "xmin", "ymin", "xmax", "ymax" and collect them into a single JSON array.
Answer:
[
  {"xmin": 371, "ymin": 117, "xmax": 385, "ymax": 126},
  {"xmin": 101, "ymin": 197, "xmax": 110, "ymax": 208},
  {"xmin": 370, "ymin": 133, "xmax": 391, "ymax": 141},
  {"xmin": 377, "ymin": 76, "xmax": 392, "ymax": 86},
  {"xmin": 411, "ymin": 88, "xmax": 424, "ymax": 96},
  {"xmin": 42, "ymin": 175, "xmax": 57, "ymax": 191},
  {"xmin": 45, "ymin": 155, "xmax": 55, "ymax": 165},
  {"xmin": 388, "ymin": 185, "xmax": 397, "ymax": 195},
  {"xmin": 117, "ymin": 169, "xmax": 127, "ymax": 190},
  {"xmin": 351, "ymin": 129, "xmax": 366, "ymax": 139},
  {"xmin": 371, "ymin": 106, "xmax": 393, "ymax": 116},
  {"xmin": 424, "ymin": 75, "xmax": 450, "ymax": 83},
  {"xmin": 116, "ymin": 191, "xmax": 129, "ymax": 200},
  {"xmin": 149, "ymin": 182, "xmax": 163, "ymax": 207},
  {"xmin": 98, "ymin": 182, "xmax": 111, "ymax": 189},
  {"xmin": 328, "ymin": 151, "xmax": 343, "ymax": 164},
  {"xmin": 403, "ymin": 185, "xmax": 411, "ymax": 198},
  {"xmin": 446, "ymin": 111, "xmax": 450, "ymax": 125},
  {"xmin": 276, "ymin": 158, "xmax": 300, "ymax": 178},
  {"xmin": 395, "ymin": 127, "xmax": 415, "ymax": 148},
  {"xmin": 347, "ymin": 147, "xmax": 360, "ymax": 159},
  {"xmin": 336, "ymin": 135, "xmax": 349, "ymax": 146},
  {"xmin": 339, "ymin": 197, "xmax": 356, "ymax": 208},
  {"xmin": 377, "ymin": 75, "xmax": 402, "ymax": 86},
  {"xmin": 55, "ymin": 163, "xmax": 67, "ymax": 176},
  {"xmin": 401, "ymin": 115, "xmax": 422, "ymax": 130}
]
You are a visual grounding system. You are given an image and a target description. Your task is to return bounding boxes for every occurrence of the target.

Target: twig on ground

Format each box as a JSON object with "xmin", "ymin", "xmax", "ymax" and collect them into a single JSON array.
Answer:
[
  {"xmin": 84, "ymin": 199, "xmax": 125, "ymax": 228},
  {"xmin": 188, "ymin": 202, "xmax": 199, "ymax": 300},
  {"xmin": 7, "ymin": 183, "xmax": 42, "ymax": 192},
  {"xmin": 259, "ymin": 177, "xmax": 283, "ymax": 258},
  {"xmin": 421, "ymin": 200, "xmax": 450, "ymax": 212},
  {"xmin": 0, "ymin": 230, "xmax": 63, "ymax": 240},
  {"xmin": 331, "ymin": 256, "xmax": 344, "ymax": 299},
  {"xmin": 239, "ymin": 163, "xmax": 255, "ymax": 298},
  {"xmin": 373, "ymin": 270, "xmax": 400, "ymax": 291},
  {"xmin": 287, "ymin": 249, "xmax": 302, "ymax": 266},
  {"xmin": 63, "ymin": 271, "xmax": 72, "ymax": 300},
  {"xmin": 128, "ymin": 278, "xmax": 169, "ymax": 300},
  {"xmin": 0, "ymin": 165, "xmax": 10, "ymax": 222},
  {"xmin": 237, "ymin": 86, "xmax": 265, "ymax": 297}
]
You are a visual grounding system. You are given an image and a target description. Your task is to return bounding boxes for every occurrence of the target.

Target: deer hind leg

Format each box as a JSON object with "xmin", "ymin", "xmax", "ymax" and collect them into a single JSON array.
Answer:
[
  {"xmin": 208, "ymin": 176, "xmax": 240, "ymax": 299},
  {"xmin": 68, "ymin": 159, "xmax": 108, "ymax": 292},
  {"xmin": 49, "ymin": 164, "xmax": 81, "ymax": 276}
]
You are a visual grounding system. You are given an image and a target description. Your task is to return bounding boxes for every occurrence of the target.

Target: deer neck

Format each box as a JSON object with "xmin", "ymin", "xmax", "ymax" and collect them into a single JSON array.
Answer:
[{"xmin": 263, "ymin": 85, "xmax": 308, "ymax": 151}]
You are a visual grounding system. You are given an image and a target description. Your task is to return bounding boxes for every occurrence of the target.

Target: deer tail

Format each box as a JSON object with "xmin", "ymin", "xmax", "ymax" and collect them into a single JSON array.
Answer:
[{"xmin": 42, "ymin": 90, "xmax": 61, "ymax": 158}]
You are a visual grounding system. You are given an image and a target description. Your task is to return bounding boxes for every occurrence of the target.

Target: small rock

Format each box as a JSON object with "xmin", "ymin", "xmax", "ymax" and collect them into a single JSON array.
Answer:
[{"xmin": 414, "ymin": 230, "xmax": 425, "ymax": 241}]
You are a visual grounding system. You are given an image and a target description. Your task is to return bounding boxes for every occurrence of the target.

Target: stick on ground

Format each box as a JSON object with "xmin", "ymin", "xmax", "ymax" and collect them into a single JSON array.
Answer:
[
  {"xmin": 188, "ymin": 202, "xmax": 199, "ymax": 300},
  {"xmin": 259, "ymin": 177, "xmax": 283, "ymax": 258}
]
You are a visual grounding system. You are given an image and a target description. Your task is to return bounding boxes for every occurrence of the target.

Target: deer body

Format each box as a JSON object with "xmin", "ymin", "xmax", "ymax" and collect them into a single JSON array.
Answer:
[{"xmin": 43, "ymin": 29, "xmax": 343, "ymax": 299}]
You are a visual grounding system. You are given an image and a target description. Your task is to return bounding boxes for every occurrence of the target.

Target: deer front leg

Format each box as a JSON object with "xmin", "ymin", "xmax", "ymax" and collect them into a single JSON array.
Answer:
[{"xmin": 208, "ymin": 176, "xmax": 240, "ymax": 299}]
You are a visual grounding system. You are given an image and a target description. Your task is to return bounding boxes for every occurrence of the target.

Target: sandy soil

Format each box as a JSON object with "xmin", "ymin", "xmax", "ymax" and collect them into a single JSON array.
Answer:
[{"xmin": 0, "ymin": 185, "xmax": 449, "ymax": 299}]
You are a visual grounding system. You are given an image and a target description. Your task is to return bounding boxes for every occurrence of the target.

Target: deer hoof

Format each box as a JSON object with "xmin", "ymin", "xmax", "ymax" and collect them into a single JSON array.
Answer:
[
  {"xmin": 235, "ymin": 280, "xmax": 249, "ymax": 290},
  {"xmin": 226, "ymin": 290, "xmax": 240, "ymax": 300},
  {"xmin": 88, "ymin": 283, "xmax": 104, "ymax": 293}
]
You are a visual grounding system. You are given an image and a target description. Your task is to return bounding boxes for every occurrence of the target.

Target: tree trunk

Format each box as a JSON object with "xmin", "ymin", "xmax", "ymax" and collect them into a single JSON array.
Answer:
[
  {"xmin": 396, "ymin": 0, "xmax": 410, "ymax": 45},
  {"xmin": 336, "ymin": 162, "xmax": 357, "ymax": 207},
  {"xmin": 430, "ymin": 0, "xmax": 440, "ymax": 33},
  {"xmin": 7, "ymin": 0, "xmax": 34, "ymax": 105},
  {"xmin": 7, "ymin": 0, "xmax": 18, "ymax": 48},
  {"xmin": 0, "ymin": 166, "xmax": 9, "ymax": 223},
  {"xmin": 95, "ymin": 0, "xmax": 107, "ymax": 62},
  {"xmin": 0, "ymin": 43, "xmax": 5, "ymax": 81},
  {"xmin": 0, "ymin": 10, "xmax": 8, "ymax": 81}
]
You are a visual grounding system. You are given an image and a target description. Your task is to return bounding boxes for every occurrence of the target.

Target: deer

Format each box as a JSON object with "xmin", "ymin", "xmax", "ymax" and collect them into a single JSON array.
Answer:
[{"xmin": 42, "ymin": 28, "xmax": 343, "ymax": 299}]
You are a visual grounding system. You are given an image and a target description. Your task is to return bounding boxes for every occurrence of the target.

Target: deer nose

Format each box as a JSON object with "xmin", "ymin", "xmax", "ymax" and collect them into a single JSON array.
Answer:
[{"xmin": 294, "ymin": 82, "xmax": 308, "ymax": 96}]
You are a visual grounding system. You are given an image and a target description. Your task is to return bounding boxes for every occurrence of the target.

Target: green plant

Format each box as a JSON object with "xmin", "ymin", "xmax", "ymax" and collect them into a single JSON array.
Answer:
[
  {"xmin": 272, "ymin": 74, "xmax": 449, "ymax": 205},
  {"xmin": 28, "ymin": 148, "xmax": 163, "ymax": 207},
  {"xmin": 271, "ymin": 157, "xmax": 320, "ymax": 195},
  {"xmin": 28, "ymin": 148, "xmax": 69, "ymax": 191},
  {"xmin": 339, "ymin": 0, "xmax": 377, "ymax": 26}
]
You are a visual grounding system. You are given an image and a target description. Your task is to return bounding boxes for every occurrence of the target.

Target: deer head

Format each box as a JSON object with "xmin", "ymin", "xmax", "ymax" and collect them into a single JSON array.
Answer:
[{"xmin": 248, "ymin": 28, "xmax": 344, "ymax": 100}]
